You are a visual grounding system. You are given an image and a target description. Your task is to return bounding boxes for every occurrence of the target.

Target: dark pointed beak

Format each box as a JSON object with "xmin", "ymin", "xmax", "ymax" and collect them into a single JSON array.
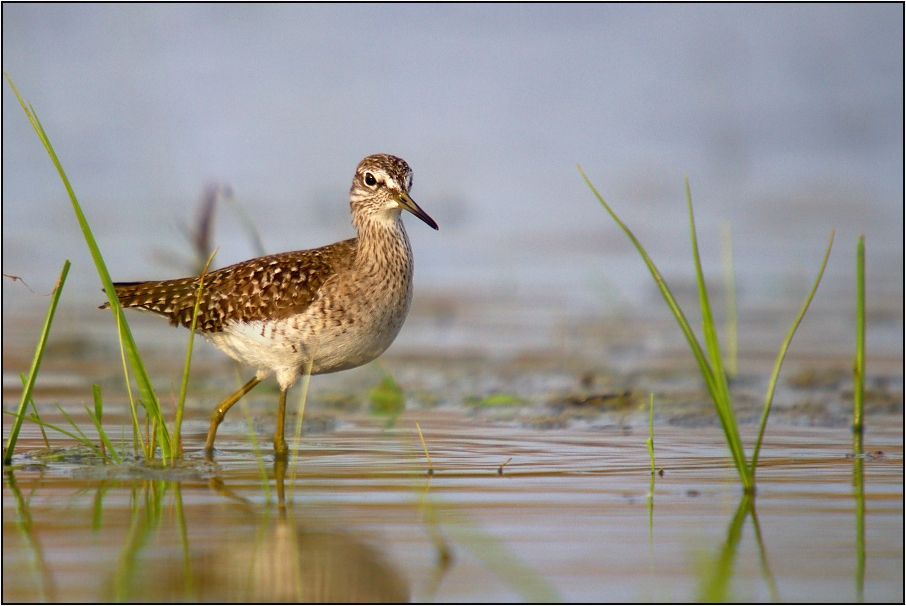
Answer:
[{"xmin": 397, "ymin": 191, "xmax": 438, "ymax": 230}]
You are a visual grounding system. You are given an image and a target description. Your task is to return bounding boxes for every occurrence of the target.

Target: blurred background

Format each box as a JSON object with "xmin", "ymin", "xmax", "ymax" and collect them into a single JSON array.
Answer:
[{"xmin": 3, "ymin": 4, "xmax": 903, "ymax": 352}]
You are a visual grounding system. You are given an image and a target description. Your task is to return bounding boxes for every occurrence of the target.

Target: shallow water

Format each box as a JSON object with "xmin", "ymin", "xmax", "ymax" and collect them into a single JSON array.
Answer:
[
  {"xmin": 3, "ymin": 404, "xmax": 902, "ymax": 602},
  {"xmin": 3, "ymin": 282, "xmax": 904, "ymax": 602}
]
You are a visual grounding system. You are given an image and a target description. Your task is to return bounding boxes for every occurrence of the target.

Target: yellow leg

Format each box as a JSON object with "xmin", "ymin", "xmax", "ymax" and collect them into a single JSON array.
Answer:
[
  {"xmin": 274, "ymin": 389, "xmax": 289, "ymax": 461},
  {"xmin": 274, "ymin": 455, "xmax": 288, "ymax": 512},
  {"xmin": 204, "ymin": 376, "xmax": 262, "ymax": 459}
]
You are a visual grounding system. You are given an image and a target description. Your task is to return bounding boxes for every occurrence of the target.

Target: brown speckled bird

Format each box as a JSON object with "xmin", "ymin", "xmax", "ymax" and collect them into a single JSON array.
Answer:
[{"xmin": 103, "ymin": 154, "xmax": 438, "ymax": 459}]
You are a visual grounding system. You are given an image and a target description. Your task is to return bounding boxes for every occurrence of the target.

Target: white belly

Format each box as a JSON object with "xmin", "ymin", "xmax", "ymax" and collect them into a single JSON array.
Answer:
[{"xmin": 205, "ymin": 286, "xmax": 410, "ymax": 390}]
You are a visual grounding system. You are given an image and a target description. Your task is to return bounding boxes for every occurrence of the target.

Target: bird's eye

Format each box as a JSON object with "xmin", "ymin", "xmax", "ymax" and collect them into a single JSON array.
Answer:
[{"xmin": 364, "ymin": 173, "xmax": 377, "ymax": 187}]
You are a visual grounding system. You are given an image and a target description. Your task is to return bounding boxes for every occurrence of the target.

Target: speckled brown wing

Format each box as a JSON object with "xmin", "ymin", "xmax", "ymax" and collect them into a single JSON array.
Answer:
[{"xmin": 102, "ymin": 238, "xmax": 358, "ymax": 333}]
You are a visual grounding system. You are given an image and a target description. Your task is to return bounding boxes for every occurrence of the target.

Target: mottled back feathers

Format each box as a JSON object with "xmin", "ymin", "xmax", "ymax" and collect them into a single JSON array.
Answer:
[{"xmin": 103, "ymin": 238, "xmax": 357, "ymax": 332}]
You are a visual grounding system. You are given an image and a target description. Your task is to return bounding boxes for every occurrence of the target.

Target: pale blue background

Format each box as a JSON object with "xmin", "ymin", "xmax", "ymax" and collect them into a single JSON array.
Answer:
[{"xmin": 3, "ymin": 4, "xmax": 903, "ymax": 318}]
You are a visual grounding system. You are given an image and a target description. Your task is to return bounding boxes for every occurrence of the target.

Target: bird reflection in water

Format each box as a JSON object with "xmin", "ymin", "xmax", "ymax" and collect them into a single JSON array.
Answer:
[{"xmin": 141, "ymin": 458, "xmax": 411, "ymax": 603}]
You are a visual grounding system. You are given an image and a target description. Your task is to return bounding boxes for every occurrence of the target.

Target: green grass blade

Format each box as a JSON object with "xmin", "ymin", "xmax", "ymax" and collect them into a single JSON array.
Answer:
[
  {"xmin": 416, "ymin": 420, "xmax": 435, "ymax": 475},
  {"xmin": 174, "ymin": 249, "xmax": 218, "ymax": 458},
  {"xmin": 3, "ymin": 260, "xmax": 69, "ymax": 464},
  {"xmin": 93, "ymin": 384, "xmax": 103, "ymax": 421},
  {"xmin": 853, "ymin": 234, "xmax": 865, "ymax": 440},
  {"xmin": 148, "ymin": 414, "xmax": 159, "ymax": 459},
  {"xmin": 92, "ymin": 384, "xmax": 107, "ymax": 461},
  {"xmin": 54, "ymin": 403, "xmax": 93, "ymax": 444},
  {"xmin": 684, "ymin": 180, "xmax": 749, "ymax": 488},
  {"xmin": 749, "ymin": 230, "xmax": 833, "ymax": 474},
  {"xmin": 5, "ymin": 73, "xmax": 172, "ymax": 462},
  {"xmin": 83, "ymin": 404, "xmax": 113, "ymax": 464},
  {"xmin": 114, "ymin": 311, "xmax": 145, "ymax": 457},
  {"xmin": 85, "ymin": 403, "xmax": 123, "ymax": 464}
]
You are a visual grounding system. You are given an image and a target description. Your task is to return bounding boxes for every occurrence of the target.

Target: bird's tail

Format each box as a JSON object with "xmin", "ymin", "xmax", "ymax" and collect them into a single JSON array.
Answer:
[{"xmin": 99, "ymin": 278, "xmax": 202, "ymax": 327}]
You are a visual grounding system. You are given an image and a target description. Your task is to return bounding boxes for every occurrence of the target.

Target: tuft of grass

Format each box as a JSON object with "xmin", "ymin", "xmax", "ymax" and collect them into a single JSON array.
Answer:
[
  {"xmin": 580, "ymin": 167, "xmax": 832, "ymax": 492},
  {"xmin": 6, "ymin": 73, "xmax": 172, "ymax": 463},
  {"xmin": 3, "ymin": 260, "xmax": 69, "ymax": 465}
]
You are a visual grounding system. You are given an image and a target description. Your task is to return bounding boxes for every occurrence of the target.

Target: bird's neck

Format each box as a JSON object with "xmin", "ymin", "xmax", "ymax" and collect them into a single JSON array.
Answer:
[{"xmin": 354, "ymin": 213, "xmax": 414, "ymax": 277}]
